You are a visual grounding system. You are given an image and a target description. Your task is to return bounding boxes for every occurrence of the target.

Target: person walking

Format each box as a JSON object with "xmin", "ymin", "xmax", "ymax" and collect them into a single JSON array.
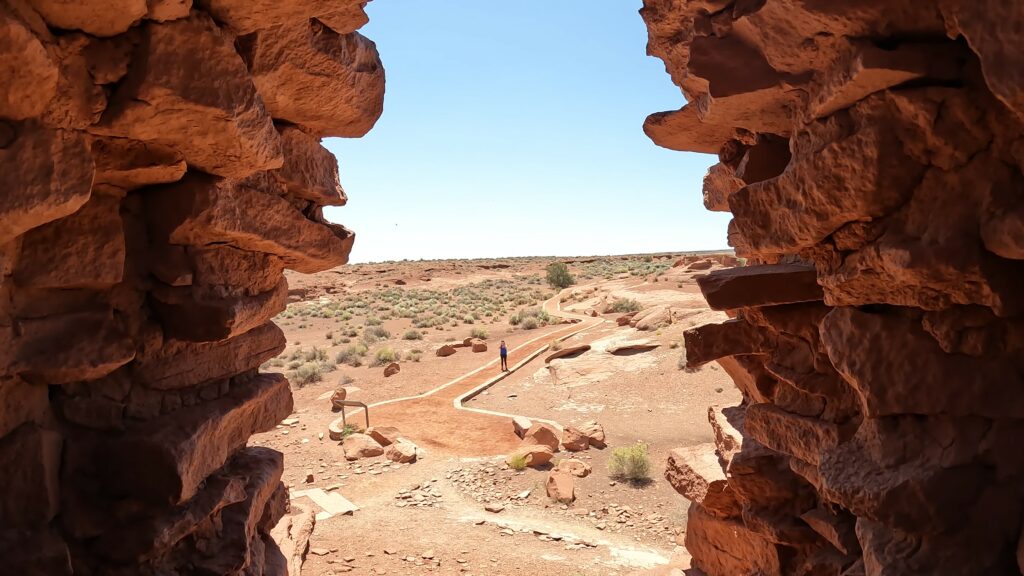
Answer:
[{"xmin": 499, "ymin": 340, "xmax": 509, "ymax": 372}]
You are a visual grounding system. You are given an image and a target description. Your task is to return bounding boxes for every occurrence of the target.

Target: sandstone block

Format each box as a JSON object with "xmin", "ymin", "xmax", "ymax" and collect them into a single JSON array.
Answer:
[
  {"xmin": 104, "ymin": 373, "xmax": 293, "ymax": 505},
  {"xmin": 685, "ymin": 503, "xmax": 781, "ymax": 576},
  {"xmin": 506, "ymin": 444, "xmax": 553, "ymax": 469},
  {"xmin": 133, "ymin": 322, "xmax": 286, "ymax": 391},
  {"xmin": 809, "ymin": 42, "xmax": 961, "ymax": 120},
  {"xmin": 0, "ymin": 424, "xmax": 61, "ymax": 528},
  {"xmin": 93, "ymin": 13, "xmax": 282, "ymax": 178},
  {"xmin": 561, "ymin": 426, "xmax": 589, "ymax": 452},
  {"xmin": 0, "ymin": 528, "xmax": 71, "ymax": 576},
  {"xmin": 702, "ymin": 162, "xmax": 744, "ymax": 212},
  {"xmin": 666, "ymin": 444, "xmax": 741, "ymax": 519},
  {"xmin": 27, "ymin": 0, "xmax": 147, "ymax": 36},
  {"xmin": 0, "ymin": 7, "xmax": 57, "ymax": 120},
  {"xmin": 707, "ymin": 405, "xmax": 744, "ymax": 467},
  {"xmin": 578, "ymin": 420, "xmax": 606, "ymax": 448},
  {"xmin": 800, "ymin": 505, "xmax": 859, "ymax": 556},
  {"xmin": 696, "ymin": 264, "xmax": 823, "ymax": 310},
  {"xmin": 151, "ymin": 277, "xmax": 288, "ymax": 342},
  {"xmin": 366, "ymin": 426, "xmax": 400, "ymax": 447},
  {"xmin": 12, "ymin": 309, "xmax": 135, "ymax": 385},
  {"xmin": 0, "ymin": 121, "xmax": 93, "ymax": 244},
  {"xmin": 240, "ymin": 20, "xmax": 384, "ymax": 137},
  {"xmin": 274, "ymin": 125, "xmax": 346, "ymax": 206},
  {"xmin": 822, "ymin": 307, "xmax": 1024, "ymax": 418},
  {"xmin": 91, "ymin": 136, "xmax": 186, "ymax": 190},
  {"xmin": 14, "ymin": 195, "xmax": 125, "ymax": 289},
  {"xmin": 521, "ymin": 422, "xmax": 560, "ymax": 452},
  {"xmin": 436, "ymin": 344, "xmax": 456, "ymax": 357},
  {"xmin": 197, "ymin": 0, "xmax": 369, "ymax": 35},
  {"xmin": 383, "ymin": 362, "xmax": 400, "ymax": 377},
  {"xmin": 544, "ymin": 344, "xmax": 590, "ymax": 362},
  {"xmin": 0, "ymin": 376, "xmax": 50, "ymax": 438},
  {"xmin": 553, "ymin": 458, "xmax": 591, "ymax": 478},
  {"xmin": 545, "ymin": 469, "xmax": 575, "ymax": 504},
  {"xmin": 343, "ymin": 433, "xmax": 384, "ymax": 461},
  {"xmin": 147, "ymin": 174, "xmax": 354, "ymax": 274},
  {"xmin": 385, "ymin": 439, "xmax": 417, "ymax": 463},
  {"xmin": 188, "ymin": 245, "xmax": 285, "ymax": 299},
  {"xmin": 471, "ymin": 341, "xmax": 488, "ymax": 352},
  {"xmin": 729, "ymin": 95, "xmax": 926, "ymax": 256},
  {"xmin": 683, "ymin": 319, "xmax": 774, "ymax": 367},
  {"xmin": 511, "ymin": 416, "xmax": 532, "ymax": 438},
  {"xmin": 744, "ymin": 403, "xmax": 840, "ymax": 466}
]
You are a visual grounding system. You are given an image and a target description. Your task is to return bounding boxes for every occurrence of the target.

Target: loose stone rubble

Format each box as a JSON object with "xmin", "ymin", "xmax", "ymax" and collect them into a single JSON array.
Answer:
[
  {"xmin": 0, "ymin": 1, "xmax": 381, "ymax": 573},
  {"xmin": 643, "ymin": 1, "xmax": 1024, "ymax": 574}
]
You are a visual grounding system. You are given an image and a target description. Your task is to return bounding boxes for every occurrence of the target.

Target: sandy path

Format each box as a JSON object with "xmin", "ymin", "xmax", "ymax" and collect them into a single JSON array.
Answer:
[{"xmin": 334, "ymin": 291, "xmax": 604, "ymax": 456}]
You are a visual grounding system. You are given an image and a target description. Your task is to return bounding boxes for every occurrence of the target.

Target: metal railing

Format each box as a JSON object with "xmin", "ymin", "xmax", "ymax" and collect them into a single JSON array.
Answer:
[{"xmin": 334, "ymin": 400, "xmax": 370, "ymax": 430}]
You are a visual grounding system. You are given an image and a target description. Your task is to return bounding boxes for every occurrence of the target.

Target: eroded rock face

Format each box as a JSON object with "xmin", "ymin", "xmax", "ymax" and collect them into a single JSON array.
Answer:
[
  {"xmin": 646, "ymin": 2, "xmax": 1024, "ymax": 575},
  {"xmin": 0, "ymin": 2, "xmax": 378, "ymax": 573}
]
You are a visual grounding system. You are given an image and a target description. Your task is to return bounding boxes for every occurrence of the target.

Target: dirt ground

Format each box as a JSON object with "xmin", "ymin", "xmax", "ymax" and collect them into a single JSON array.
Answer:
[{"xmin": 250, "ymin": 252, "xmax": 740, "ymax": 575}]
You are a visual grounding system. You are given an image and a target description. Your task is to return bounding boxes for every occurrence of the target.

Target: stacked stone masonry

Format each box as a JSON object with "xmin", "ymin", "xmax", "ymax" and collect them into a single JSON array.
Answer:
[
  {"xmin": 644, "ymin": 1, "xmax": 1024, "ymax": 574},
  {"xmin": 0, "ymin": 0, "xmax": 382, "ymax": 574}
]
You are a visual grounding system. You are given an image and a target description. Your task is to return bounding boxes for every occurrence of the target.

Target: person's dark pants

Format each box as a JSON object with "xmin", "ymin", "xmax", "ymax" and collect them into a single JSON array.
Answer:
[{"xmin": 500, "ymin": 355, "xmax": 508, "ymax": 370}]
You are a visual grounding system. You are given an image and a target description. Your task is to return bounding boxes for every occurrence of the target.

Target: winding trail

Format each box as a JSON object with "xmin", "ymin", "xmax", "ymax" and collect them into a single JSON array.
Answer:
[{"xmin": 332, "ymin": 289, "xmax": 605, "ymax": 456}]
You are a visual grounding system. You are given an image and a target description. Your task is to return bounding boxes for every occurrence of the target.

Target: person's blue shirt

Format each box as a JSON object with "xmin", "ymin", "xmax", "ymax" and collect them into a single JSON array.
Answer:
[{"xmin": 500, "ymin": 344, "xmax": 507, "ymax": 357}]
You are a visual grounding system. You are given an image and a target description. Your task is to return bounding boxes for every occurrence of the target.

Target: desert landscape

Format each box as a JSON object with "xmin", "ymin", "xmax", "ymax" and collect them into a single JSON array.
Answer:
[{"xmin": 252, "ymin": 252, "xmax": 742, "ymax": 575}]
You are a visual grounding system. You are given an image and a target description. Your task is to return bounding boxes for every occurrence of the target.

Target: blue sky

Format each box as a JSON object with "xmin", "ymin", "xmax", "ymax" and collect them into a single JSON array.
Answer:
[{"xmin": 323, "ymin": 1, "xmax": 729, "ymax": 263}]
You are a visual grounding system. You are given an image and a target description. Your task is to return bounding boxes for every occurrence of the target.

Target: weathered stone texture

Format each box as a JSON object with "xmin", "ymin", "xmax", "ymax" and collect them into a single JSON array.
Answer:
[
  {"xmin": 0, "ymin": 0, "xmax": 377, "ymax": 572},
  {"xmin": 647, "ymin": 1, "xmax": 1024, "ymax": 574}
]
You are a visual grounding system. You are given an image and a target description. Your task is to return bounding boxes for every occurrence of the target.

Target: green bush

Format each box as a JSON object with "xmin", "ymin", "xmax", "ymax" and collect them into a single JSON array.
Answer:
[
  {"xmin": 403, "ymin": 329, "xmax": 424, "ymax": 340},
  {"xmin": 336, "ymin": 344, "xmax": 368, "ymax": 367},
  {"xmin": 470, "ymin": 327, "xmax": 489, "ymax": 340},
  {"xmin": 373, "ymin": 347, "xmax": 398, "ymax": 366},
  {"xmin": 521, "ymin": 317, "xmax": 539, "ymax": 330},
  {"xmin": 609, "ymin": 443, "xmax": 651, "ymax": 481},
  {"xmin": 508, "ymin": 453, "xmax": 528, "ymax": 471},
  {"xmin": 608, "ymin": 298, "xmax": 642, "ymax": 313},
  {"xmin": 545, "ymin": 262, "xmax": 575, "ymax": 289},
  {"xmin": 362, "ymin": 326, "xmax": 391, "ymax": 344}
]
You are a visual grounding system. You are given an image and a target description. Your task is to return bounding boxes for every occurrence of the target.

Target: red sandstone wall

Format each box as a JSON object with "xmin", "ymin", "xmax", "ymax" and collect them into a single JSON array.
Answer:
[
  {"xmin": 0, "ymin": 1, "xmax": 381, "ymax": 573},
  {"xmin": 643, "ymin": 1, "xmax": 1024, "ymax": 575}
]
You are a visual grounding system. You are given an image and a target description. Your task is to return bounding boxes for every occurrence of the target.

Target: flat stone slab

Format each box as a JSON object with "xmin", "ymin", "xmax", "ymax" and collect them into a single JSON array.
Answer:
[
  {"xmin": 292, "ymin": 487, "xmax": 358, "ymax": 519},
  {"xmin": 696, "ymin": 264, "xmax": 823, "ymax": 310}
]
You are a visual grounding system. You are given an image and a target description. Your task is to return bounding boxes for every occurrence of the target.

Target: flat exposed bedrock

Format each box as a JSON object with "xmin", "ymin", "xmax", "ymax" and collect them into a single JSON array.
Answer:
[
  {"xmin": 646, "ymin": 1, "xmax": 1024, "ymax": 574},
  {"xmin": 0, "ymin": 1, "xmax": 381, "ymax": 573}
]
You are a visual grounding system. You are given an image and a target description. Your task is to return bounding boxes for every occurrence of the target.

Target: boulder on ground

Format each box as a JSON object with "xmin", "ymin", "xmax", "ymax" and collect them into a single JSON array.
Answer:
[
  {"xmin": 579, "ymin": 421, "xmax": 606, "ymax": 448},
  {"xmin": 554, "ymin": 458, "xmax": 592, "ymax": 478},
  {"xmin": 616, "ymin": 313, "xmax": 637, "ymax": 326},
  {"xmin": 546, "ymin": 469, "xmax": 575, "ymax": 503},
  {"xmin": 634, "ymin": 306, "xmax": 672, "ymax": 331},
  {"xmin": 383, "ymin": 362, "xmax": 400, "ymax": 377},
  {"xmin": 562, "ymin": 427, "xmax": 589, "ymax": 452},
  {"xmin": 342, "ymin": 433, "xmax": 383, "ymax": 461},
  {"xmin": 471, "ymin": 341, "xmax": 488, "ymax": 353},
  {"xmin": 365, "ymin": 426, "xmax": 401, "ymax": 447},
  {"xmin": 506, "ymin": 445, "xmax": 554, "ymax": 469},
  {"xmin": 512, "ymin": 416, "xmax": 533, "ymax": 439},
  {"xmin": 436, "ymin": 344, "xmax": 456, "ymax": 357},
  {"xmin": 385, "ymin": 439, "xmax": 417, "ymax": 464},
  {"xmin": 521, "ymin": 423, "xmax": 560, "ymax": 452},
  {"xmin": 330, "ymin": 389, "xmax": 347, "ymax": 412},
  {"xmin": 545, "ymin": 344, "xmax": 590, "ymax": 363}
]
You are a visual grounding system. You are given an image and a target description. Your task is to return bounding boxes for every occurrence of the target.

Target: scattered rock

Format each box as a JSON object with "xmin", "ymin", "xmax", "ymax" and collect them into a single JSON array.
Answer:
[
  {"xmin": 554, "ymin": 459, "xmax": 592, "ymax": 478},
  {"xmin": 511, "ymin": 416, "xmax": 532, "ymax": 439},
  {"xmin": 385, "ymin": 439, "xmax": 418, "ymax": 464},
  {"xmin": 520, "ymin": 423, "xmax": 560, "ymax": 452},
  {"xmin": 546, "ymin": 470, "xmax": 575, "ymax": 504},
  {"xmin": 471, "ymin": 341, "xmax": 488, "ymax": 353},
  {"xmin": 505, "ymin": 445, "xmax": 554, "ymax": 469},
  {"xmin": 342, "ymin": 433, "xmax": 384, "ymax": 461},
  {"xmin": 383, "ymin": 362, "xmax": 400, "ymax": 377},
  {"xmin": 366, "ymin": 426, "xmax": 401, "ymax": 447},
  {"xmin": 578, "ymin": 421, "xmax": 606, "ymax": 448},
  {"xmin": 436, "ymin": 344, "xmax": 456, "ymax": 357},
  {"xmin": 561, "ymin": 427, "xmax": 589, "ymax": 452}
]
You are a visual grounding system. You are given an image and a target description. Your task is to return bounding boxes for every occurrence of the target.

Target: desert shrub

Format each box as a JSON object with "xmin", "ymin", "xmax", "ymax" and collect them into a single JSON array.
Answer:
[
  {"xmin": 470, "ymin": 327, "xmax": 489, "ymax": 340},
  {"xmin": 340, "ymin": 337, "xmax": 351, "ymax": 343},
  {"xmin": 290, "ymin": 362, "xmax": 325, "ymax": 386},
  {"xmin": 403, "ymin": 329, "xmax": 423, "ymax": 340},
  {"xmin": 545, "ymin": 262, "xmax": 575, "ymax": 289},
  {"xmin": 508, "ymin": 453, "xmax": 528, "ymax": 471},
  {"xmin": 462, "ymin": 315, "xmax": 475, "ymax": 324},
  {"xmin": 372, "ymin": 347, "xmax": 398, "ymax": 366},
  {"xmin": 336, "ymin": 344, "xmax": 368, "ymax": 367},
  {"xmin": 609, "ymin": 443, "xmax": 651, "ymax": 481},
  {"xmin": 325, "ymin": 331, "xmax": 333, "ymax": 340},
  {"xmin": 365, "ymin": 317, "xmax": 383, "ymax": 326},
  {"xmin": 406, "ymin": 351, "xmax": 422, "ymax": 362},
  {"xmin": 362, "ymin": 326, "xmax": 391, "ymax": 345},
  {"xmin": 339, "ymin": 423, "xmax": 358, "ymax": 439},
  {"xmin": 608, "ymin": 298, "xmax": 642, "ymax": 313},
  {"xmin": 521, "ymin": 317, "xmax": 539, "ymax": 330},
  {"xmin": 549, "ymin": 339, "xmax": 562, "ymax": 351}
]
